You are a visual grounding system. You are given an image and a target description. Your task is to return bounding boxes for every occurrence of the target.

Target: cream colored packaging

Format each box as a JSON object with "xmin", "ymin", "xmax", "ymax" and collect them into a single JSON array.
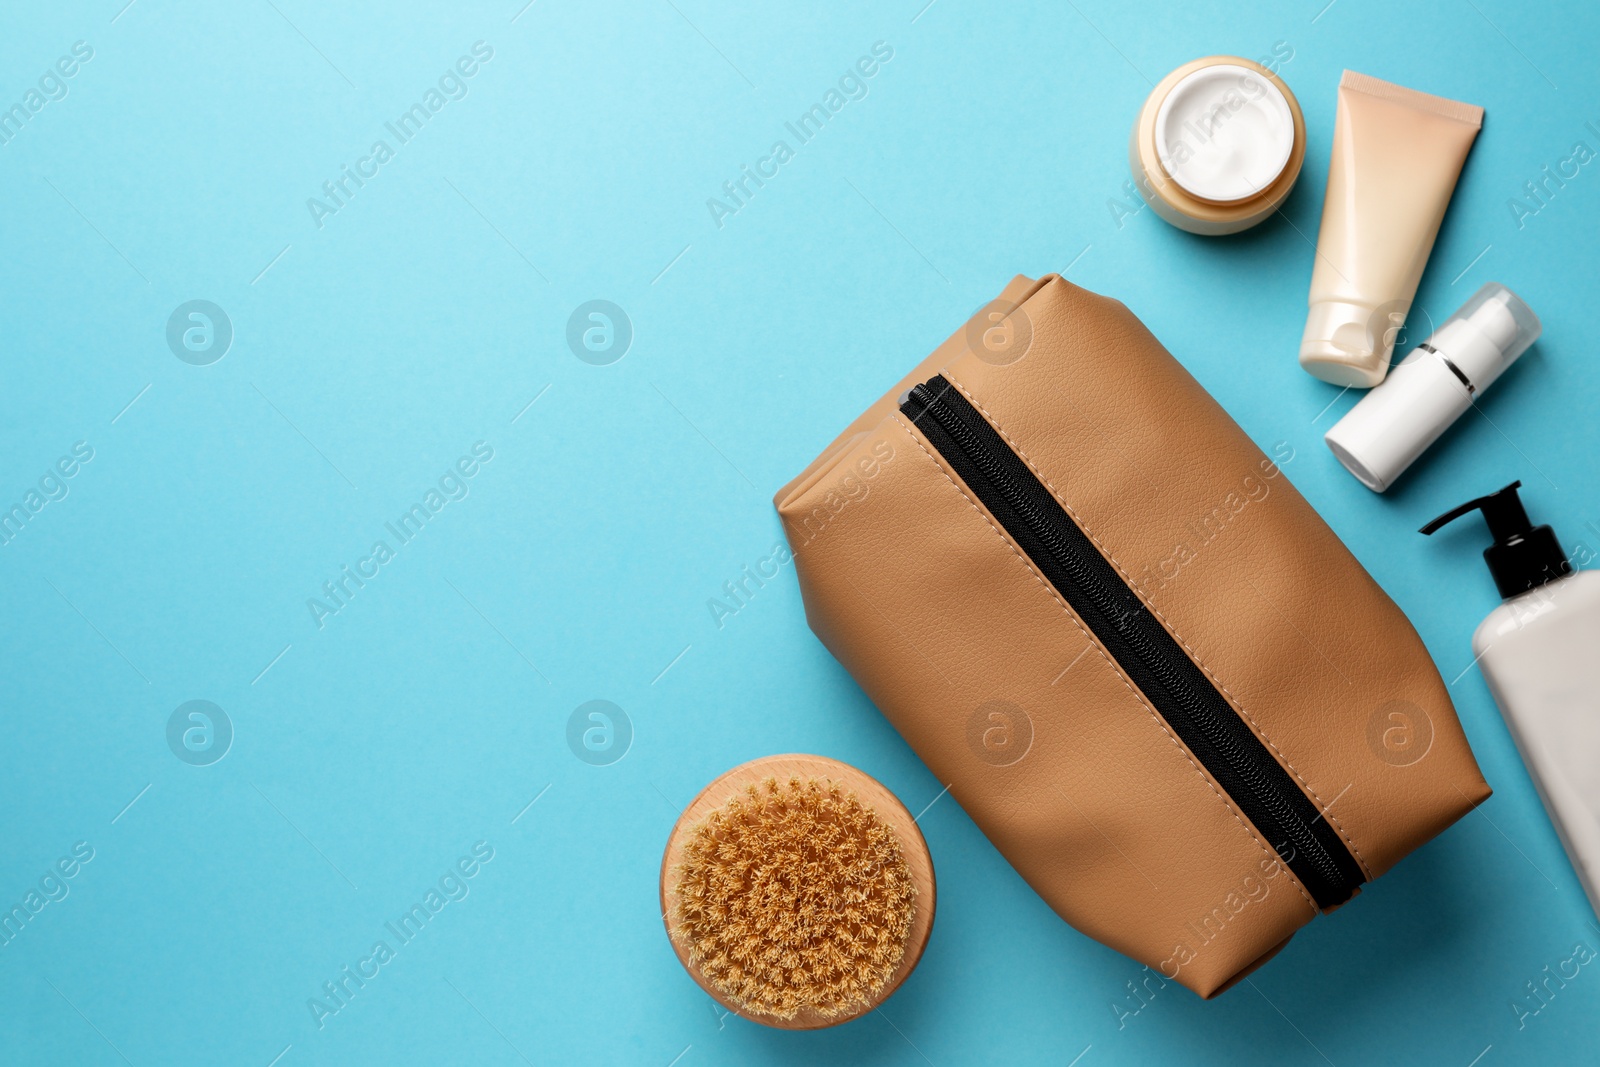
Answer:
[
  {"xmin": 1129, "ymin": 56, "xmax": 1306, "ymax": 236},
  {"xmin": 1300, "ymin": 72, "xmax": 1483, "ymax": 387}
]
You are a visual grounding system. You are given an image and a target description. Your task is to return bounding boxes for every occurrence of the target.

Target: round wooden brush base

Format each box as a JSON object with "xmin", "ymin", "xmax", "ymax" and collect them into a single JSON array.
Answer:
[{"xmin": 660, "ymin": 754, "xmax": 936, "ymax": 1030}]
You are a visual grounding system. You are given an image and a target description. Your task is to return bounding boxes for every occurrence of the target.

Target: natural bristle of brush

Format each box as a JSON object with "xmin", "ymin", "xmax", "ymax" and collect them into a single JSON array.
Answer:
[{"xmin": 669, "ymin": 774, "xmax": 918, "ymax": 1022}]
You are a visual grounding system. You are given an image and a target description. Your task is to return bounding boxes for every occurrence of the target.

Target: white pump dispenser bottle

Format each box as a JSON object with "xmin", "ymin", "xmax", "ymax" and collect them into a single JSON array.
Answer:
[{"xmin": 1422, "ymin": 482, "xmax": 1600, "ymax": 918}]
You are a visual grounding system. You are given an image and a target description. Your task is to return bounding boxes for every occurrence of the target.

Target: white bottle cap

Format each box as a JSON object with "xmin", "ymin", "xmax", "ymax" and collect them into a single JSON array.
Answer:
[{"xmin": 1324, "ymin": 283, "xmax": 1540, "ymax": 492}]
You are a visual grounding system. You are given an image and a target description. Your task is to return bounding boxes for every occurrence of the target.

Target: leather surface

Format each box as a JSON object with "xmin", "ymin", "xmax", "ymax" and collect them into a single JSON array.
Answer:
[{"xmin": 774, "ymin": 275, "xmax": 1490, "ymax": 997}]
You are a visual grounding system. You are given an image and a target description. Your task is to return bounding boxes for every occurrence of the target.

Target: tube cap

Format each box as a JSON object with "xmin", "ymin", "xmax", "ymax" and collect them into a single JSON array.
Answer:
[
  {"xmin": 1300, "ymin": 299, "xmax": 1396, "ymax": 387},
  {"xmin": 1420, "ymin": 481, "xmax": 1571, "ymax": 598},
  {"xmin": 1323, "ymin": 283, "xmax": 1540, "ymax": 492}
]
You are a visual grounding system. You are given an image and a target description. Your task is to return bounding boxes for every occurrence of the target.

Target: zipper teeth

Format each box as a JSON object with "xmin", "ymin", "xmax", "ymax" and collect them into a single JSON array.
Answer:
[
  {"xmin": 907, "ymin": 379, "xmax": 1356, "ymax": 902},
  {"xmin": 1115, "ymin": 618, "xmax": 1346, "ymax": 889}
]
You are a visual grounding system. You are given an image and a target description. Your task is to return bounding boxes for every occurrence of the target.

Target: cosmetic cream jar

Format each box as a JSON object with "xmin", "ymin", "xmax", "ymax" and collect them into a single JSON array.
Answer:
[{"xmin": 1130, "ymin": 56, "xmax": 1305, "ymax": 235}]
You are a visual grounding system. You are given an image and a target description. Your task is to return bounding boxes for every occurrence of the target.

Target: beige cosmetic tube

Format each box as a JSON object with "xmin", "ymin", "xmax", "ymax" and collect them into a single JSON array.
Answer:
[{"xmin": 1300, "ymin": 72, "xmax": 1483, "ymax": 387}]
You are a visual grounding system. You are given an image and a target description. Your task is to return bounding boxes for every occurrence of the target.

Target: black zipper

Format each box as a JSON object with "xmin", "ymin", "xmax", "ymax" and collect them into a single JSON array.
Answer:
[{"xmin": 901, "ymin": 375, "xmax": 1363, "ymax": 910}]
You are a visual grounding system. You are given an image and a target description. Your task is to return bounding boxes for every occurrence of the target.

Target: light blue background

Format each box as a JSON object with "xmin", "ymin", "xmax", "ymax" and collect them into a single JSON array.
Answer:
[{"xmin": 3, "ymin": 1, "xmax": 1597, "ymax": 1064}]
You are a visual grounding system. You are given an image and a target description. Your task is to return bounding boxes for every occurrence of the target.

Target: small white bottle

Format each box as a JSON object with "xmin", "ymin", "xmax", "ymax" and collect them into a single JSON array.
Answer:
[
  {"xmin": 1326, "ymin": 283, "xmax": 1542, "ymax": 492},
  {"xmin": 1422, "ymin": 482, "xmax": 1600, "ymax": 918}
]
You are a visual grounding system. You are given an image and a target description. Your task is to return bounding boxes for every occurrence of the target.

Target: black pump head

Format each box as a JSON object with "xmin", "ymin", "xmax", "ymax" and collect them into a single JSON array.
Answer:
[{"xmin": 1420, "ymin": 481, "xmax": 1572, "ymax": 599}]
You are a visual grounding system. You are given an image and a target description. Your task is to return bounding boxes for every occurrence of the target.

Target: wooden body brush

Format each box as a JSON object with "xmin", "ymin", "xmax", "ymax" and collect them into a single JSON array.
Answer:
[{"xmin": 660, "ymin": 754, "xmax": 936, "ymax": 1030}]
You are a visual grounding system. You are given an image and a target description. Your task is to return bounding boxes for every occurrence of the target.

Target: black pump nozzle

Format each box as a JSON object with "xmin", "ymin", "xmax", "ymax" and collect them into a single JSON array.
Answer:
[{"xmin": 1420, "ymin": 481, "xmax": 1572, "ymax": 599}]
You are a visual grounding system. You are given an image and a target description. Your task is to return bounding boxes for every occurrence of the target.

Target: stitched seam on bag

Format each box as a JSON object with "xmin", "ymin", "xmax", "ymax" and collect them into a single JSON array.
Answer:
[
  {"xmin": 944, "ymin": 380, "xmax": 1373, "ymax": 881},
  {"xmin": 891, "ymin": 414, "xmax": 1318, "ymax": 913}
]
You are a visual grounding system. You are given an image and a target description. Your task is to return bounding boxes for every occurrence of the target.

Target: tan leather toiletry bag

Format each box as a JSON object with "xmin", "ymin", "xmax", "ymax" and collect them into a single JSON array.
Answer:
[{"xmin": 774, "ymin": 274, "xmax": 1491, "ymax": 997}]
